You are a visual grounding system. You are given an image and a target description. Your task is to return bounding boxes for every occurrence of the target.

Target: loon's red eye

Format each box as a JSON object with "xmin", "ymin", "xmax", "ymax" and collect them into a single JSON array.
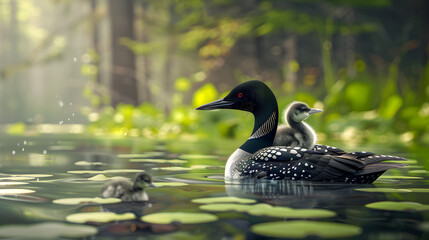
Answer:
[{"xmin": 237, "ymin": 92, "xmax": 243, "ymax": 98}]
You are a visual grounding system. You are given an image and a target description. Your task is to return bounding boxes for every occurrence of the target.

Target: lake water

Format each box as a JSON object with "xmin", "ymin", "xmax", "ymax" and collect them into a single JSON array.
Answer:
[{"xmin": 0, "ymin": 135, "xmax": 428, "ymax": 239}]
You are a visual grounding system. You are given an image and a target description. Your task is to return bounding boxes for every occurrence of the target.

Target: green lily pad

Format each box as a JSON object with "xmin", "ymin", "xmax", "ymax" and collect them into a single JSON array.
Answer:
[
  {"xmin": 409, "ymin": 188, "xmax": 429, "ymax": 193},
  {"xmin": 129, "ymin": 159, "xmax": 187, "ymax": 164},
  {"xmin": 154, "ymin": 182, "xmax": 189, "ymax": 187},
  {"xmin": 378, "ymin": 175, "xmax": 423, "ymax": 180},
  {"xmin": 67, "ymin": 170, "xmax": 105, "ymax": 174},
  {"xmin": 87, "ymin": 174, "xmax": 110, "ymax": 181},
  {"xmin": 68, "ymin": 169, "xmax": 143, "ymax": 174},
  {"xmin": 251, "ymin": 221, "xmax": 362, "ymax": 238},
  {"xmin": 66, "ymin": 212, "xmax": 135, "ymax": 223},
  {"xmin": 179, "ymin": 154, "xmax": 218, "ymax": 160},
  {"xmin": 11, "ymin": 174, "xmax": 52, "ymax": 178},
  {"xmin": 53, "ymin": 197, "xmax": 121, "ymax": 205},
  {"xmin": 248, "ymin": 206, "xmax": 336, "ymax": 219},
  {"xmin": 192, "ymin": 196, "xmax": 256, "ymax": 204},
  {"xmin": 104, "ymin": 169, "xmax": 144, "ymax": 173},
  {"xmin": 74, "ymin": 161, "xmax": 105, "ymax": 166},
  {"xmin": 0, "ymin": 177, "xmax": 34, "ymax": 181},
  {"xmin": 0, "ymin": 189, "xmax": 35, "ymax": 195},
  {"xmin": 199, "ymin": 203, "xmax": 268, "ymax": 213},
  {"xmin": 0, "ymin": 222, "xmax": 97, "ymax": 238},
  {"xmin": 0, "ymin": 182, "xmax": 28, "ymax": 186},
  {"xmin": 141, "ymin": 212, "xmax": 218, "ymax": 224},
  {"xmin": 409, "ymin": 170, "xmax": 429, "ymax": 174},
  {"xmin": 355, "ymin": 188, "xmax": 412, "ymax": 193},
  {"xmin": 365, "ymin": 201, "xmax": 429, "ymax": 211},
  {"xmin": 153, "ymin": 165, "xmax": 221, "ymax": 171},
  {"xmin": 118, "ymin": 152, "xmax": 164, "ymax": 158},
  {"xmin": 199, "ymin": 203, "xmax": 335, "ymax": 218}
]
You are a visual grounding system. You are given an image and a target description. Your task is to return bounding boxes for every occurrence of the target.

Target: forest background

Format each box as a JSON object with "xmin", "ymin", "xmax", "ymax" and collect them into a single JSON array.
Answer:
[{"xmin": 0, "ymin": 0, "xmax": 428, "ymax": 158}]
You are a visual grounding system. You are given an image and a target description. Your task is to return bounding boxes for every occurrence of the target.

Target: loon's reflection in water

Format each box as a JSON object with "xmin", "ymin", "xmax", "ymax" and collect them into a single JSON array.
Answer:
[{"xmin": 225, "ymin": 179, "xmax": 389, "ymax": 208}]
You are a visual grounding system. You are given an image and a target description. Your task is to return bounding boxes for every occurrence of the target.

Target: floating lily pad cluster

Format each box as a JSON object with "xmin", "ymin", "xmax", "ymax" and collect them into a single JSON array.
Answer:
[
  {"xmin": 154, "ymin": 182, "xmax": 189, "ymax": 187},
  {"xmin": 141, "ymin": 212, "xmax": 218, "ymax": 224},
  {"xmin": 356, "ymin": 188, "xmax": 429, "ymax": 193},
  {"xmin": 152, "ymin": 165, "xmax": 222, "ymax": 171},
  {"xmin": 129, "ymin": 159, "xmax": 187, "ymax": 164},
  {"xmin": 66, "ymin": 212, "xmax": 136, "ymax": 223},
  {"xmin": 193, "ymin": 197, "xmax": 336, "ymax": 219},
  {"xmin": 179, "ymin": 154, "xmax": 219, "ymax": 160},
  {"xmin": 251, "ymin": 221, "xmax": 362, "ymax": 238},
  {"xmin": 74, "ymin": 161, "xmax": 105, "ymax": 166},
  {"xmin": 117, "ymin": 152, "xmax": 164, "ymax": 158},
  {"xmin": 53, "ymin": 197, "xmax": 121, "ymax": 205},
  {"xmin": 0, "ymin": 189, "xmax": 35, "ymax": 195},
  {"xmin": 191, "ymin": 196, "xmax": 360, "ymax": 238},
  {"xmin": 365, "ymin": 201, "xmax": 429, "ymax": 211},
  {"xmin": 68, "ymin": 169, "xmax": 143, "ymax": 174},
  {"xmin": 0, "ymin": 222, "xmax": 97, "ymax": 238}
]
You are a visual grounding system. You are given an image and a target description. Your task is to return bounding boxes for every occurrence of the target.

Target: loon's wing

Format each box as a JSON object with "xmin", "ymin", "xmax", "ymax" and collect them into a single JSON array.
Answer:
[
  {"xmin": 239, "ymin": 146, "xmax": 406, "ymax": 183},
  {"xmin": 312, "ymin": 144, "xmax": 347, "ymax": 155}
]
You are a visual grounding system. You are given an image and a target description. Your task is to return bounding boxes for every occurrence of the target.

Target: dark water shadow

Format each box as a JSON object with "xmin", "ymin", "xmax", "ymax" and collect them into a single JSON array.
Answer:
[{"xmin": 225, "ymin": 179, "xmax": 393, "ymax": 208}]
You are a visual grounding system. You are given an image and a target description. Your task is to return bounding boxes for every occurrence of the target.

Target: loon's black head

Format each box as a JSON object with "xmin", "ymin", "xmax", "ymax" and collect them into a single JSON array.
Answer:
[
  {"xmin": 286, "ymin": 101, "xmax": 323, "ymax": 123},
  {"xmin": 195, "ymin": 80, "xmax": 276, "ymax": 115},
  {"xmin": 196, "ymin": 80, "xmax": 279, "ymax": 154},
  {"xmin": 134, "ymin": 172, "xmax": 156, "ymax": 190}
]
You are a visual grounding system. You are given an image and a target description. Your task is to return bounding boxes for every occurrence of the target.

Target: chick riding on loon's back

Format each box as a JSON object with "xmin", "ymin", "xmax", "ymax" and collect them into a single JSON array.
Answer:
[
  {"xmin": 273, "ymin": 101, "xmax": 322, "ymax": 149},
  {"xmin": 273, "ymin": 101, "xmax": 346, "ymax": 155},
  {"xmin": 196, "ymin": 80, "xmax": 406, "ymax": 183}
]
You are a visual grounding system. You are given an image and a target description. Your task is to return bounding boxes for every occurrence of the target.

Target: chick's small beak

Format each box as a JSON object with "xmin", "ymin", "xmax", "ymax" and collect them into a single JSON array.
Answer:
[
  {"xmin": 308, "ymin": 108, "xmax": 323, "ymax": 115},
  {"xmin": 195, "ymin": 98, "xmax": 236, "ymax": 110},
  {"xmin": 149, "ymin": 182, "xmax": 157, "ymax": 188}
]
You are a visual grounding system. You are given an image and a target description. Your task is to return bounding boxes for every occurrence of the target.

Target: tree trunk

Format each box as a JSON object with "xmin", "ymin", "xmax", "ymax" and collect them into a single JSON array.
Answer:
[
  {"xmin": 282, "ymin": 34, "xmax": 297, "ymax": 90},
  {"xmin": 108, "ymin": 0, "xmax": 138, "ymax": 107},
  {"xmin": 161, "ymin": 4, "xmax": 177, "ymax": 113},
  {"xmin": 135, "ymin": 1, "xmax": 151, "ymax": 103},
  {"xmin": 91, "ymin": 0, "xmax": 101, "ymax": 85}
]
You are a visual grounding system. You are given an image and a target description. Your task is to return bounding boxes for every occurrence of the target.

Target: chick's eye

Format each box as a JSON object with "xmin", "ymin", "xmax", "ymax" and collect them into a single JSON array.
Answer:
[{"xmin": 237, "ymin": 92, "xmax": 243, "ymax": 98}]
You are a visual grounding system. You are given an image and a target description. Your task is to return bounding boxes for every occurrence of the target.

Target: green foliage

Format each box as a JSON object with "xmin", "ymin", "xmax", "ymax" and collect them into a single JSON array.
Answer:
[
  {"xmin": 344, "ymin": 81, "xmax": 372, "ymax": 111},
  {"xmin": 6, "ymin": 123, "xmax": 26, "ymax": 135},
  {"xmin": 192, "ymin": 83, "xmax": 219, "ymax": 108}
]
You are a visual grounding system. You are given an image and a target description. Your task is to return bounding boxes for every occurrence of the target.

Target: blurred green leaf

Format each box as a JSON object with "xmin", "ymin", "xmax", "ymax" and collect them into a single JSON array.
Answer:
[
  {"xmin": 344, "ymin": 81, "xmax": 372, "ymax": 111},
  {"xmin": 379, "ymin": 94, "xmax": 403, "ymax": 118},
  {"xmin": 192, "ymin": 83, "xmax": 219, "ymax": 108}
]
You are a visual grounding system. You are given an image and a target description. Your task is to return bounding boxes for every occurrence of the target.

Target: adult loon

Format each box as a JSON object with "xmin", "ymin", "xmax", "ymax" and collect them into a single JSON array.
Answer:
[
  {"xmin": 196, "ymin": 80, "xmax": 406, "ymax": 183},
  {"xmin": 101, "ymin": 172, "xmax": 156, "ymax": 201},
  {"xmin": 273, "ymin": 101, "xmax": 322, "ymax": 149}
]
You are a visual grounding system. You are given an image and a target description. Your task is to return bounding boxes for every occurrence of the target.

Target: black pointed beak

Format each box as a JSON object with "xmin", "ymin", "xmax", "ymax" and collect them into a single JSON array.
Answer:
[
  {"xmin": 308, "ymin": 108, "xmax": 323, "ymax": 115},
  {"xmin": 195, "ymin": 98, "xmax": 236, "ymax": 110}
]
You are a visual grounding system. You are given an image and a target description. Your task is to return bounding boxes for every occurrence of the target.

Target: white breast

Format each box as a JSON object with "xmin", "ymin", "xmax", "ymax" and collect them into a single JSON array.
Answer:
[{"xmin": 225, "ymin": 148, "xmax": 251, "ymax": 179}]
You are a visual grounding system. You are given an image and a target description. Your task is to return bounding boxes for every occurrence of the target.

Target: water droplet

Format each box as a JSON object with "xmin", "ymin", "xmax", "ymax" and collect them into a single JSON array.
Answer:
[
  {"xmin": 72, "ymin": 113, "xmax": 75, "ymax": 117},
  {"xmin": 59, "ymin": 101, "xmax": 64, "ymax": 107},
  {"xmin": 67, "ymin": 118, "xmax": 70, "ymax": 121},
  {"xmin": 17, "ymin": 143, "xmax": 20, "ymax": 146},
  {"xmin": 69, "ymin": 102, "xmax": 72, "ymax": 106},
  {"xmin": 124, "ymin": 132, "xmax": 127, "ymax": 136},
  {"xmin": 59, "ymin": 121, "xmax": 63, "ymax": 125},
  {"xmin": 12, "ymin": 151, "xmax": 16, "ymax": 155},
  {"xmin": 23, "ymin": 140, "xmax": 27, "ymax": 145},
  {"xmin": 43, "ymin": 150, "xmax": 47, "ymax": 154},
  {"xmin": 22, "ymin": 148, "xmax": 25, "ymax": 152},
  {"xmin": 73, "ymin": 57, "xmax": 77, "ymax": 62}
]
